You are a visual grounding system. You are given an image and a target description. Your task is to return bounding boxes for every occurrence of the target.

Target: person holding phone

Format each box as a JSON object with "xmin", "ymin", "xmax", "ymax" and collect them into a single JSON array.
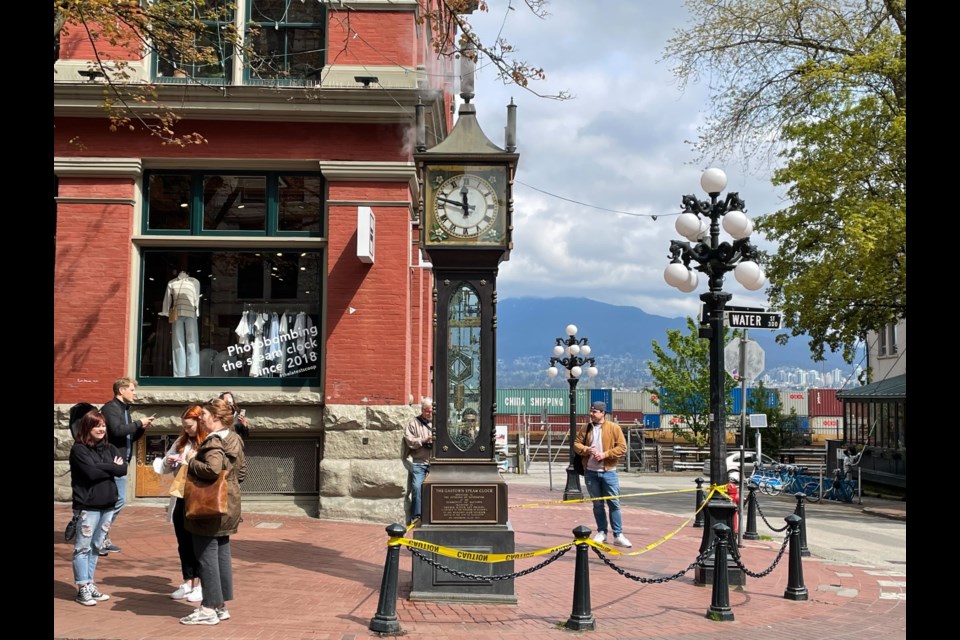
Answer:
[
  {"xmin": 100, "ymin": 377, "xmax": 155, "ymax": 555},
  {"xmin": 218, "ymin": 391, "xmax": 249, "ymax": 439}
]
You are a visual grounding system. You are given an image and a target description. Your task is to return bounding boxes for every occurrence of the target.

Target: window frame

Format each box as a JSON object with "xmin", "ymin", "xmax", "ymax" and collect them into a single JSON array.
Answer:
[
  {"xmin": 245, "ymin": 0, "xmax": 328, "ymax": 86},
  {"xmin": 136, "ymin": 169, "xmax": 327, "ymax": 388}
]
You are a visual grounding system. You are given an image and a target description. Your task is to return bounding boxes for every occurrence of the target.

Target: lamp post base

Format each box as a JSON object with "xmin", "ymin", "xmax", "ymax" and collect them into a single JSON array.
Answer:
[{"xmin": 563, "ymin": 465, "xmax": 583, "ymax": 502}]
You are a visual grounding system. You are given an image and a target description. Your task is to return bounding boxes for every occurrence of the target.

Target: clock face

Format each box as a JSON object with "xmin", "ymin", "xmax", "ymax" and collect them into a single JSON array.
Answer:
[
  {"xmin": 433, "ymin": 175, "xmax": 499, "ymax": 238},
  {"xmin": 423, "ymin": 165, "xmax": 508, "ymax": 246}
]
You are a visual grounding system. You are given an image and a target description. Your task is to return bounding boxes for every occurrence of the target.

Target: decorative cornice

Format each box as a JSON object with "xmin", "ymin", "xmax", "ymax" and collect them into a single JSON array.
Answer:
[
  {"xmin": 56, "ymin": 197, "xmax": 135, "ymax": 205},
  {"xmin": 133, "ymin": 236, "xmax": 327, "ymax": 249},
  {"xmin": 54, "ymin": 157, "xmax": 143, "ymax": 177}
]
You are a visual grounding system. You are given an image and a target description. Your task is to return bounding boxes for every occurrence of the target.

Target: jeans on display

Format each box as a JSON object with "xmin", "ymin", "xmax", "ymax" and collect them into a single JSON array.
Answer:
[
  {"xmin": 193, "ymin": 534, "xmax": 233, "ymax": 608},
  {"xmin": 112, "ymin": 475, "xmax": 127, "ymax": 524},
  {"xmin": 172, "ymin": 315, "xmax": 200, "ymax": 377},
  {"xmin": 73, "ymin": 509, "xmax": 115, "ymax": 585},
  {"xmin": 583, "ymin": 469, "xmax": 624, "ymax": 536},
  {"xmin": 409, "ymin": 463, "xmax": 430, "ymax": 518}
]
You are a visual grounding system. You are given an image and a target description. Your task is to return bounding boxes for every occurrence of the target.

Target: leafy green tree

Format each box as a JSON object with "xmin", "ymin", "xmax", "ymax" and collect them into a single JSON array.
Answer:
[
  {"xmin": 646, "ymin": 317, "xmax": 737, "ymax": 448},
  {"xmin": 663, "ymin": 1, "xmax": 906, "ymax": 363},
  {"xmin": 742, "ymin": 381, "xmax": 799, "ymax": 458}
]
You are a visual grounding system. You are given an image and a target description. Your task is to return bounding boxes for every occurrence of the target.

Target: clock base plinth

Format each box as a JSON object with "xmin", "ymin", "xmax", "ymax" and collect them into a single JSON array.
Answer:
[{"xmin": 411, "ymin": 461, "xmax": 516, "ymax": 603}]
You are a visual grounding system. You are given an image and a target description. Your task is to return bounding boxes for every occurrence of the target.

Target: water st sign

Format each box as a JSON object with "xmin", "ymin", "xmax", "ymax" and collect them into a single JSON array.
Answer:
[{"xmin": 726, "ymin": 310, "xmax": 782, "ymax": 329}]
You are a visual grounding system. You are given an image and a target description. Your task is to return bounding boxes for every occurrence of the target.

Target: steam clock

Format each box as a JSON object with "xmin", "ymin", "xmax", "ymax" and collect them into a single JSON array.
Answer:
[{"xmin": 409, "ymin": 53, "xmax": 519, "ymax": 603}]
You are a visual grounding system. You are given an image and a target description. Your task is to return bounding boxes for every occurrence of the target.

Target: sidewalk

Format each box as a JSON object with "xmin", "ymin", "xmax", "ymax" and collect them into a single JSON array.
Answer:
[{"xmin": 54, "ymin": 474, "xmax": 906, "ymax": 639}]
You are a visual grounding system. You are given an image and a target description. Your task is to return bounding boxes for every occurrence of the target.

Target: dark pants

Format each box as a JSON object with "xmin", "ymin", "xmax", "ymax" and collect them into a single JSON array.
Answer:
[
  {"xmin": 172, "ymin": 499, "xmax": 200, "ymax": 581},
  {"xmin": 192, "ymin": 534, "xmax": 233, "ymax": 608}
]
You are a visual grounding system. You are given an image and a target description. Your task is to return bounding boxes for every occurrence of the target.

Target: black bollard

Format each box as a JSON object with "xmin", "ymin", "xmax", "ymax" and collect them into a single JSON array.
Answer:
[
  {"xmin": 783, "ymin": 514, "xmax": 809, "ymax": 600},
  {"xmin": 706, "ymin": 523, "xmax": 735, "ymax": 622},
  {"xmin": 693, "ymin": 476, "xmax": 706, "ymax": 528},
  {"xmin": 792, "ymin": 493, "xmax": 811, "ymax": 557},
  {"xmin": 743, "ymin": 482, "xmax": 759, "ymax": 541},
  {"xmin": 565, "ymin": 525, "xmax": 596, "ymax": 631},
  {"xmin": 368, "ymin": 523, "xmax": 406, "ymax": 634}
]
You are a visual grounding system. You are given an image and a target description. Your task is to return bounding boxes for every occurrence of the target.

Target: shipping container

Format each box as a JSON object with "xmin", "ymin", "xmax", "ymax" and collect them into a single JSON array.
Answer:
[
  {"xmin": 642, "ymin": 413, "xmax": 661, "ymax": 429},
  {"xmin": 808, "ymin": 388, "xmax": 843, "ymax": 417},
  {"xmin": 612, "ymin": 390, "xmax": 660, "ymax": 413},
  {"xmin": 778, "ymin": 389, "xmax": 809, "ymax": 417},
  {"xmin": 811, "ymin": 416, "xmax": 843, "ymax": 440},
  {"xmin": 496, "ymin": 388, "xmax": 590, "ymax": 416},
  {"xmin": 590, "ymin": 388, "xmax": 613, "ymax": 410},
  {"xmin": 610, "ymin": 410, "xmax": 643, "ymax": 425},
  {"xmin": 730, "ymin": 387, "xmax": 781, "ymax": 415}
]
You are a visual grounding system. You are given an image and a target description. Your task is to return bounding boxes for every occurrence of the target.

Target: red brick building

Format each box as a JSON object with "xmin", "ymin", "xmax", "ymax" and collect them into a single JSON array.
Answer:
[{"xmin": 54, "ymin": 1, "xmax": 453, "ymax": 522}]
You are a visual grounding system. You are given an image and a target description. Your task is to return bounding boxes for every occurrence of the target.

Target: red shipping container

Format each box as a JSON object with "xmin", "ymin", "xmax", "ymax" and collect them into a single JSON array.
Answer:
[{"xmin": 808, "ymin": 388, "xmax": 843, "ymax": 417}]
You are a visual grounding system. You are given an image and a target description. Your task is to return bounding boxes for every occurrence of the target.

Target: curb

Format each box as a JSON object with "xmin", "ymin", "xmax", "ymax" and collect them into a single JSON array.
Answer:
[{"xmin": 862, "ymin": 507, "xmax": 906, "ymax": 522}]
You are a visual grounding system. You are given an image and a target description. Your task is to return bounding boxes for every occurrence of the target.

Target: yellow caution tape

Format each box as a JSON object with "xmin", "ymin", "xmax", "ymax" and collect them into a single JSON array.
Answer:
[{"xmin": 388, "ymin": 536, "xmax": 574, "ymax": 563}]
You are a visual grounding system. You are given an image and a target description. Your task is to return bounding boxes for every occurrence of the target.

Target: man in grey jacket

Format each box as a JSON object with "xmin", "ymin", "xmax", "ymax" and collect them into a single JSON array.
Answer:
[{"xmin": 99, "ymin": 377, "xmax": 155, "ymax": 555}]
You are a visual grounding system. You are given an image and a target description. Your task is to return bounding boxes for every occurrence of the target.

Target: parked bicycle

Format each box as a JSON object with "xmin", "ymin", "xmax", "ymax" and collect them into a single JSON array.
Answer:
[{"xmin": 804, "ymin": 468, "xmax": 856, "ymax": 503}]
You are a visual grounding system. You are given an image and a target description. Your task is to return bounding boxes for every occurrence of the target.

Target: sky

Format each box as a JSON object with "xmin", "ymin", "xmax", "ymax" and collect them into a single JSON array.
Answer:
[{"xmin": 458, "ymin": 1, "xmax": 791, "ymax": 321}]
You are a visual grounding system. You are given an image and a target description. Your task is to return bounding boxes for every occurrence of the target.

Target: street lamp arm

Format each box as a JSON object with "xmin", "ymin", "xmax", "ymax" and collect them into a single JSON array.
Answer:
[{"xmin": 682, "ymin": 194, "xmax": 712, "ymax": 216}]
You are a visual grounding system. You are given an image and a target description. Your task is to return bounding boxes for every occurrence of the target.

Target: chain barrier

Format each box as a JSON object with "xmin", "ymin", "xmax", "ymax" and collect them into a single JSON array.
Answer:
[
  {"xmin": 407, "ymin": 545, "xmax": 571, "ymax": 582},
  {"xmin": 589, "ymin": 539, "xmax": 716, "ymax": 584},
  {"xmin": 729, "ymin": 530, "xmax": 791, "ymax": 578},
  {"xmin": 754, "ymin": 496, "xmax": 790, "ymax": 532}
]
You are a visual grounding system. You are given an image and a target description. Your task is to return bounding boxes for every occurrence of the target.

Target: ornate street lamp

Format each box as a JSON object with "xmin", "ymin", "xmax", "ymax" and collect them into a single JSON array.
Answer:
[
  {"xmin": 547, "ymin": 324, "xmax": 598, "ymax": 501},
  {"xmin": 663, "ymin": 167, "xmax": 764, "ymax": 585}
]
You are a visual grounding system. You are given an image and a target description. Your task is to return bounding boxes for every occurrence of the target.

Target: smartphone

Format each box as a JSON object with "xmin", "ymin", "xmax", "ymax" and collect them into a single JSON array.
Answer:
[{"xmin": 239, "ymin": 409, "xmax": 246, "ymax": 417}]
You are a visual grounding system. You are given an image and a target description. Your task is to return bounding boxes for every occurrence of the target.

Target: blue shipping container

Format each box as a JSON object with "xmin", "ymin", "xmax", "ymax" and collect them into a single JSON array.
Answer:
[
  {"xmin": 642, "ymin": 414, "xmax": 661, "ymax": 429},
  {"xmin": 590, "ymin": 389, "xmax": 613, "ymax": 410},
  {"xmin": 730, "ymin": 387, "xmax": 781, "ymax": 415}
]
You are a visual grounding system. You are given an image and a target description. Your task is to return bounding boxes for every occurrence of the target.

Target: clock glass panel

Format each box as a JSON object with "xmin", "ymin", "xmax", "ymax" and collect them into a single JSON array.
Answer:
[
  {"xmin": 424, "ymin": 165, "xmax": 507, "ymax": 246},
  {"xmin": 447, "ymin": 282, "xmax": 481, "ymax": 452}
]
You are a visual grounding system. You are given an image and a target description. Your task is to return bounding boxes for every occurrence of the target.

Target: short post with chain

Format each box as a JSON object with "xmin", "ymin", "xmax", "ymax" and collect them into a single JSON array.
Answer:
[
  {"xmin": 792, "ymin": 493, "xmax": 811, "ymax": 557},
  {"xmin": 693, "ymin": 476, "xmax": 706, "ymax": 528},
  {"xmin": 565, "ymin": 525, "xmax": 596, "ymax": 631},
  {"xmin": 783, "ymin": 514, "xmax": 809, "ymax": 600},
  {"xmin": 706, "ymin": 523, "xmax": 735, "ymax": 621},
  {"xmin": 743, "ymin": 482, "xmax": 759, "ymax": 540},
  {"xmin": 368, "ymin": 523, "xmax": 405, "ymax": 634}
]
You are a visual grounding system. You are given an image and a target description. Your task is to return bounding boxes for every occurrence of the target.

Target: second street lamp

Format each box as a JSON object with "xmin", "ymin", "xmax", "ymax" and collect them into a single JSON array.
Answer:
[
  {"xmin": 663, "ymin": 167, "xmax": 764, "ymax": 585},
  {"xmin": 547, "ymin": 324, "xmax": 598, "ymax": 501}
]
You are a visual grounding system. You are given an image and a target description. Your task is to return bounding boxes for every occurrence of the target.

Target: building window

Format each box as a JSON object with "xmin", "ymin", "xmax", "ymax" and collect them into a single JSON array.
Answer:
[
  {"xmin": 877, "ymin": 322, "xmax": 899, "ymax": 358},
  {"xmin": 247, "ymin": 0, "xmax": 326, "ymax": 84},
  {"xmin": 155, "ymin": 2, "xmax": 235, "ymax": 83},
  {"xmin": 153, "ymin": 1, "xmax": 327, "ymax": 85},
  {"xmin": 139, "ymin": 170, "xmax": 324, "ymax": 383}
]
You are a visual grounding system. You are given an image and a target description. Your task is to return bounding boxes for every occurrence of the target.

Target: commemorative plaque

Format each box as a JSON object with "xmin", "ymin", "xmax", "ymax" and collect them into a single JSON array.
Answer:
[{"xmin": 429, "ymin": 484, "xmax": 499, "ymax": 524}]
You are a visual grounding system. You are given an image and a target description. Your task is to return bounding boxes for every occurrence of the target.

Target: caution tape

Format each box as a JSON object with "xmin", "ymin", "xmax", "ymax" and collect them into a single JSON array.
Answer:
[{"xmin": 388, "ymin": 536, "xmax": 573, "ymax": 563}]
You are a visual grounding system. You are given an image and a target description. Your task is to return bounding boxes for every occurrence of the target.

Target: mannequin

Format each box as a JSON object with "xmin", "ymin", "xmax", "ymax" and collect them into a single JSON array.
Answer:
[{"xmin": 160, "ymin": 271, "xmax": 201, "ymax": 377}]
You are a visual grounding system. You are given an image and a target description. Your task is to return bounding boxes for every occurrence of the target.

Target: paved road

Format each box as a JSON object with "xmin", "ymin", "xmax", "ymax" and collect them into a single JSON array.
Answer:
[{"xmin": 508, "ymin": 465, "xmax": 907, "ymax": 570}]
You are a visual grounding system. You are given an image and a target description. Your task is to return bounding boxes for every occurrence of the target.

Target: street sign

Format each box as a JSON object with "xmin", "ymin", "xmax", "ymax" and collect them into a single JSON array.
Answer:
[
  {"xmin": 724, "ymin": 338, "xmax": 764, "ymax": 381},
  {"xmin": 749, "ymin": 414, "xmax": 768, "ymax": 428},
  {"xmin": 726, "ymin": 310, "xmax": 782, "ymax": 329},
  {"xmin": 700, "ymin": 303, "xmax": 767, "ymax": 324}
]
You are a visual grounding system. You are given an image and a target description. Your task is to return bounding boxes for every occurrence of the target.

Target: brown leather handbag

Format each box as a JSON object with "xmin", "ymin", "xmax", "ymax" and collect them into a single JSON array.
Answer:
[{"xmin": 184, "ymin": 470, "xmax": 229, "ymax": 519}]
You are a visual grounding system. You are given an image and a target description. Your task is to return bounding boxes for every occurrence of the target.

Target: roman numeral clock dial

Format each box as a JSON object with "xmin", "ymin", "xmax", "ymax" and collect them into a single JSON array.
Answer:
[{"xmin": 424, "ymin": 167, "xmax": 507, "ymax": 246}]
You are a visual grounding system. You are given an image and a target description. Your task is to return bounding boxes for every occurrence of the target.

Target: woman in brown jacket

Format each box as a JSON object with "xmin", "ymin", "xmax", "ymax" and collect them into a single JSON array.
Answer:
[{"xmin": 179, "ymin": 398, "xmax": 246, "ymax": 626}]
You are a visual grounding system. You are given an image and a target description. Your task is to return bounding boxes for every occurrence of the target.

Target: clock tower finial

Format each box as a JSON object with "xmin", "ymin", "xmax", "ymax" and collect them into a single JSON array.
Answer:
[{"xmin": 460, "ymin": 41, "xmax": 476, "ymax": 105}]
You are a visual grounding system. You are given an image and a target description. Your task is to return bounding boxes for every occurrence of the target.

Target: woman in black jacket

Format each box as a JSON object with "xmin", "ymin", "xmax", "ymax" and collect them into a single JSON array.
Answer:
[{"xmin": 70, "ymin": 410, "xmax": 127, "ymax": 606}]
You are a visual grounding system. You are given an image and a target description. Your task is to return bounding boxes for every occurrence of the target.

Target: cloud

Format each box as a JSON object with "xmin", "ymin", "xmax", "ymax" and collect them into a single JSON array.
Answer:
[{"xmin": 464, "ymin": 1, "xmax": 788, "ymax": 319}]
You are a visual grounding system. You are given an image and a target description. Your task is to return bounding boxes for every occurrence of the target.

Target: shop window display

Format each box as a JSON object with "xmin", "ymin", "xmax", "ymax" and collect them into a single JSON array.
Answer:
[{"xmin": 139, "ymin": 170, "xmax": 323, "ymax": 382}]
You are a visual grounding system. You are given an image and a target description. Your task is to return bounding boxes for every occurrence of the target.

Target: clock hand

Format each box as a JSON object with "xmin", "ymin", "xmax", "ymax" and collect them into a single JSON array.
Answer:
[
  {"xmin": 438, "ymin": 196, "xmax": 476, "ymax": 211},
  {"xmin": 459, "ymin": 186, "xmax": 472, "ymax": 216}
]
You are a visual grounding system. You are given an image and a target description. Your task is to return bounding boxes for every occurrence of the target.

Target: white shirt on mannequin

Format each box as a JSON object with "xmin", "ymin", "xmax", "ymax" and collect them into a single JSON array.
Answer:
[{"xmin": 160, "ymin": 271, "xmax": 201, "ymax": 319}]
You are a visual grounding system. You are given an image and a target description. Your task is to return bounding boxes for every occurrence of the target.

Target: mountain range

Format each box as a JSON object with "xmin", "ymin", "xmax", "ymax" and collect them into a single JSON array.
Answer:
[{"xmin": 495, "ymin": 297, "xmax": 857, "ymax": 389}]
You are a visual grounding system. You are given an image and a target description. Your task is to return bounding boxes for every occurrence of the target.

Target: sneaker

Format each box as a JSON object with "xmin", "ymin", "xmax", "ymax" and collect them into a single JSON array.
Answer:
[
  {"xmin": 592, "ymin": 531, "xmax": 607, "ymax": 544},
  {"xmin": 180, "ymin": 608, "xmax": 220, "ymax": 626},
  {"xmin": 613, "ymin": 533, "xmax": 632, "ymax": 548},
  {"xmin": 186, "ymin": 586, "xmax": 203, "ymax": 602},
  {"xmin": 103, "ymin": 542, "xmax": 121, "ymax": 553},
  {"xmin": 171, "ymin": 582, "xmax": 192, "ymax": 599},
  {"xmin": 76, "ymin": 585, "xmax": 97, "ymax": 606},
  {"xmin": 87, "ymin": 584, "xmax": 110, "ymax": 601},
  {"xmin": 215, "ymin": 607, "xmax": 231, "ymax": 621}
]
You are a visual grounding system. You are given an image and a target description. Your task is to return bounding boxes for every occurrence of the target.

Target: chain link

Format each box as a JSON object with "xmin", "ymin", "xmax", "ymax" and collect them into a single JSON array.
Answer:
[
  {"xmin": 589, "ymin": 541, "xmax": 716, "ymax": 584},
  {"xmin": 754, "ymin": 496, "xmax": 790, "ymax": 532},
  {"xmin": 407, "ymin": 545, "xmax": 571, "ymax": 582},
  {"xmin": 728, "ymin": 531, "xmax": 791, "ymax": 578}
]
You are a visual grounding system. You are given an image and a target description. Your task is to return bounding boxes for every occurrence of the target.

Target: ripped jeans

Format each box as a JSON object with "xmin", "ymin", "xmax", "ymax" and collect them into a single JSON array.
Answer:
[{"xmin": 72, "ymin": 508, "xmax": 115, "ymax": 586}]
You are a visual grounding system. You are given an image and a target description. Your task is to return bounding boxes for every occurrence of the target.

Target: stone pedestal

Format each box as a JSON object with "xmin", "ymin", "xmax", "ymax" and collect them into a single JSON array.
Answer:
[{"xmin": 410, "ymin": 461, "xmax": 516, "ymax": 603}]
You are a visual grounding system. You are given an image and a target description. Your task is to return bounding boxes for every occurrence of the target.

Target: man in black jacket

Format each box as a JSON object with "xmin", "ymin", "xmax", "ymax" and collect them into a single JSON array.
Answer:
[{"xmin": 99, "ymin": 377, "xmax": 155, "ymax": 555}]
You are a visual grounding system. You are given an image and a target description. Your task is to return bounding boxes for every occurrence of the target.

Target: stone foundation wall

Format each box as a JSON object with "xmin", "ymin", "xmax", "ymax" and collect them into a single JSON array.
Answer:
[{"xmin": 53, "ymin": 393, "xmax": 415, "ymax": 525}]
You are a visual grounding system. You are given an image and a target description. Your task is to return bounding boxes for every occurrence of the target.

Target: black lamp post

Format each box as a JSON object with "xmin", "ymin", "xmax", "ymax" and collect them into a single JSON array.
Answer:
[
  {"xmin": 663, "ymin": 168, "xmax": 765, "ymax": 585},
  {"xmin": 547, "ymin": 324, "xmax": 598, "ymax": 501}
]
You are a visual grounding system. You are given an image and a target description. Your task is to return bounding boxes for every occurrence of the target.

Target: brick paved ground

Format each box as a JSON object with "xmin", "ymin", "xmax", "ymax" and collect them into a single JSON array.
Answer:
[{"xmin": 53, "ymin": 481, "xmax": 906, "ymax": 639}]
